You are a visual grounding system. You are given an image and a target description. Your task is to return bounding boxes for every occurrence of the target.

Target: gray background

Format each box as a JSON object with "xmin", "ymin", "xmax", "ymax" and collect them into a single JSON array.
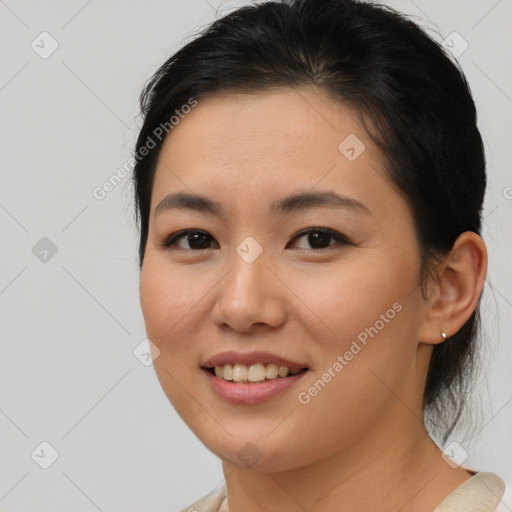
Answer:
[{"xmin": 0, "ymin": 0, "xmax": 511, "ymax": 510}]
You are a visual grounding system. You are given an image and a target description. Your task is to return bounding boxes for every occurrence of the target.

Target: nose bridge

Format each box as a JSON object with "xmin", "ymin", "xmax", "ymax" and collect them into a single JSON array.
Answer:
[
  {"xmin": 212, "ymin": 245, "xmax": 286, "ymax": 331},
  {"xmin": 229, "ymin": 248, "xmax": 267, "ymax": 297}
]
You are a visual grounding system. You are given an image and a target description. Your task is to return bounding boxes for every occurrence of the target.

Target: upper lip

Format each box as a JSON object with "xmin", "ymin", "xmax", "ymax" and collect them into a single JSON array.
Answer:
[{"xmin": 202, "ymin": 351, "xmax": 308, "ymax": 370}]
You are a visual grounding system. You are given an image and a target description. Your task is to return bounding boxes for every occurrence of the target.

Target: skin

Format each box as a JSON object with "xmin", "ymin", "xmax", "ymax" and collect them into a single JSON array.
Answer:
[{"xmin": 139, "ymin": 87, "xmax": 487, "ymax": 511}]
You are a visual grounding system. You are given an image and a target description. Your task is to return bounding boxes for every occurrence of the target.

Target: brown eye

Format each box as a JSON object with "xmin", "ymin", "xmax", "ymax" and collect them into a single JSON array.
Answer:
[
  {"xmin": 288, "ymin": 228, "xmax": 351, "ymax": 250},
  {"xmin": 162, "ymin": 230, "xmax": 219, "ymax": 250}
]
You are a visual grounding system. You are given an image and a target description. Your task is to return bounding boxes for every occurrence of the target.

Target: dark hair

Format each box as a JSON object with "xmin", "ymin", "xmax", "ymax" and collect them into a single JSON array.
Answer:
[{"xmin": 132, "ymin": 0, "xmax": 486, "ymax": 443}]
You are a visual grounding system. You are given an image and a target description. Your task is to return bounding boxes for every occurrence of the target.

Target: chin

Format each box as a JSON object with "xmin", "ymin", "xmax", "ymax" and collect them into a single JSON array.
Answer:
[{"xmin": 191, "ymin": 426, "xmax": 314, "ymax": 473}]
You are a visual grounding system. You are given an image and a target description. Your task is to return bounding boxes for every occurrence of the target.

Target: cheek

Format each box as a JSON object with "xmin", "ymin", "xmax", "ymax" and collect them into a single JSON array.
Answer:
[
  {"xmin": 139, "ymin": 256, "xmax": 209, "ymax": 411},
  {"xmin": 139, "ymin": 255, "xmax": 202, "ymax": 351},
  {"xmin": 309, "ymin": 254, "xmax": 423, "ymax": 393},
  {"xmin": 290, "ymin": 250, "xmax": 424, "ymax": 418},
  {"xmin": 291, "ymin": 249, "xmax": 419, "ymax": 350},
  {"xmin": 287, "ymin": 261, "xmax": 422, "ymax": 446}
]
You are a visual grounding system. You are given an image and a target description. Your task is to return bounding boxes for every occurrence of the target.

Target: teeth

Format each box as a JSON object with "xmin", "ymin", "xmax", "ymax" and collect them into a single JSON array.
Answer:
[
  {"xmin": 233, "ymin": 364, "xmax": 248, "ymax": 382},
  {"xmin": 278, "ymin": 365, "xmax": 289, "ymax": 377},
  {"xmin": 223, "ymin": 364, "xmax": 233, "ymax": 381},
  {"xmin": 212, "ymin": 363, "xmax": 305, "ymax": 383},
  {"xmin": 265, "ymin": 363, "xmax": 279, "ymax": 379}
]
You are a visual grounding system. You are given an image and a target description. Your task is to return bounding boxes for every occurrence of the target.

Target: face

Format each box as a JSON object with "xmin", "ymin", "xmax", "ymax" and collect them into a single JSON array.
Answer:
[{"xmin": 139, "ymin": 87, "xmax": 430, "ymax": 472}]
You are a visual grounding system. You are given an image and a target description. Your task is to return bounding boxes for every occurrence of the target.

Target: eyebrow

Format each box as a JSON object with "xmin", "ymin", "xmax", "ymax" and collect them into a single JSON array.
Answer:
[{"xmin": 154, "ymin": 190, "xmax": 372, "ymax": 218}]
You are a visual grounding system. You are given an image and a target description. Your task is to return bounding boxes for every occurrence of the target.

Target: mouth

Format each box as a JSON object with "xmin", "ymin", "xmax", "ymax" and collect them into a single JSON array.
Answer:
[
  {"xmin": 201, "ymin": 351, "xmax": 310, "ymax": 383},
  {"xmin": 204, "ymin": 363, "xmax": 309, "ymax": 383},
  {"xmin": 202, "ymin": 365, "xmax": 309, "ymax": 405},
  {"xmin": 201, "ymin": 351, "xmax": 310, "ymax": 404}
]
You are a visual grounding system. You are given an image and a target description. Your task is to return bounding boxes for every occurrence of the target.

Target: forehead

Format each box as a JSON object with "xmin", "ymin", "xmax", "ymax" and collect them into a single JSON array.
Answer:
[
  {"xmin": 151, "ymin": 87, "xmax": 395, "ymax": 216},
  {"xmin": 159, "ymin": 87, "xmax": 365, "ymax": 164}
]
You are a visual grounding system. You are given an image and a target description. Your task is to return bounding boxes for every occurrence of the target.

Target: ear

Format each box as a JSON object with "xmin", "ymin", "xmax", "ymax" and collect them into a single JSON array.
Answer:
[{"xmin": 419, "ymin": 231, "xmax": 487, "ymax": 345}]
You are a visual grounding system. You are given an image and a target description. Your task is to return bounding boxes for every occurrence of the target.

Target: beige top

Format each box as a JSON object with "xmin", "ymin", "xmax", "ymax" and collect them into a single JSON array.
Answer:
[{"xmin": 179, "ymin": 472, "xmax": 506, "ymax": 512}]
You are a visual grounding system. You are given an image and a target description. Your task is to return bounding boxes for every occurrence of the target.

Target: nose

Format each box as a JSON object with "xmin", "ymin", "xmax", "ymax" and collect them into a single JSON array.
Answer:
[{"xmin": 211, "ymin": 252, "xmax": 287, "ymax": 333}]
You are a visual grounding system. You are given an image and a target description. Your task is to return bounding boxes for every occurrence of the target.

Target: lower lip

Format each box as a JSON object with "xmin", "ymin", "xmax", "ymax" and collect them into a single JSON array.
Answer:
[{"xmin": 202, "ymin": 368, "xmax": 309, "ymax": 404}]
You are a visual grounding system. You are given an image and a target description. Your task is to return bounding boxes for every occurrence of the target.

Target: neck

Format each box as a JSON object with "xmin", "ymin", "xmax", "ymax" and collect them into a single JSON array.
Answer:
[{"xmin": 221, "ymin": 414, "xmax": 472, "ymax": 512}]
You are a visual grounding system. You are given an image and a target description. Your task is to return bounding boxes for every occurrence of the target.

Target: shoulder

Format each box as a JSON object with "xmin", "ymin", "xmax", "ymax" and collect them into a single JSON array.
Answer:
[
  {"xmin": 178, "ymin": 484, "xmax": 228, "ymax": 512},
  {"xmin": 178, "ymin": 474, "xmax": 506, "ymax": 512},
  {"xmin": 433, "ymin": 472, "xmax": 506, "ymax": 512}
]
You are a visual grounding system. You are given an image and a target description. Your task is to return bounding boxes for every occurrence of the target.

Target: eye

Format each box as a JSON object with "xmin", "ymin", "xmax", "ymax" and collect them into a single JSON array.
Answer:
[
  {"xmin": 287, "ymin": 228, "xmax": 351, "ymax": 250},
  {"xmin": 160, "ymin": 227, "xmax": 350, "ymax": 251},
  {"xmin": 160, "ymin": 229, "xmax": 219, "ymax": 250}
]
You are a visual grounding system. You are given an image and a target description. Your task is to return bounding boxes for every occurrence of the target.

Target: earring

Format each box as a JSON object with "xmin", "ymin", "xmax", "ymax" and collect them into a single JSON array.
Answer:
[{"xmin": 441, "ymin": 331, "xmax": 447, "ymax": 340}]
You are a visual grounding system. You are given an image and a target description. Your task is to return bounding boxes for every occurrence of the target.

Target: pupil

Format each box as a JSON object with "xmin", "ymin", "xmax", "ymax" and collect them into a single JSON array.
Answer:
[
  {"xmin": 189, "ymin": 233, "xmax": 209, "ymax": 249},
  {"xmin": 309, "ymin": 232, "xmax": 330, "ymax": 248}
]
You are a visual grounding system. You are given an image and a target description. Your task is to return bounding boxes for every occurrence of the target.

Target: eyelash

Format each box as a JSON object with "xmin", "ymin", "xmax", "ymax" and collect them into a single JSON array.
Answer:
[{"xmin": 159, "ymin": 227, "xmax": 351, "ymax": 251}]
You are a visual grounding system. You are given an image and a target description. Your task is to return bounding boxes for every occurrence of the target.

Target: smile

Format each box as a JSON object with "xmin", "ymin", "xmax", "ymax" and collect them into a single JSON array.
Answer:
[{"xmin": 210, "ymin": 363, "xmax": 306, "ymax": 383}]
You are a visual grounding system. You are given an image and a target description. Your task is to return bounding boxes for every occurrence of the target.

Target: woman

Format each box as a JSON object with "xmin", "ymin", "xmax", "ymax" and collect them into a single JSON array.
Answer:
[{"xmin": 132, "ymin": 0, "xmax": 506, "ymax": 510}]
